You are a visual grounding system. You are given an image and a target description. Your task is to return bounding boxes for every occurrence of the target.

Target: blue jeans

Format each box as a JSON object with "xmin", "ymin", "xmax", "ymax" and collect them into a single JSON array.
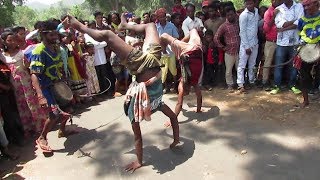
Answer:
[{"xmin": 274, "ymin": 45, "xmax": 298, "ymax": 87}]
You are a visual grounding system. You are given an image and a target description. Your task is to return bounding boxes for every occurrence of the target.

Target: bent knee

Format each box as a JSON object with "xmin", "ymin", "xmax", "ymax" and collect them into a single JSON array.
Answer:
[{"xmin": 96, "ymin": 30, "xmax": 112, "ymax": 41}]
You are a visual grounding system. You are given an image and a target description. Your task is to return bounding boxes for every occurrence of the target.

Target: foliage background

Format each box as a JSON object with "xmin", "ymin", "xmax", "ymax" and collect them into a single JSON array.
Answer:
[{"xmin": 1, "ymin": 0, "xmax": 271, "ymax": 30}]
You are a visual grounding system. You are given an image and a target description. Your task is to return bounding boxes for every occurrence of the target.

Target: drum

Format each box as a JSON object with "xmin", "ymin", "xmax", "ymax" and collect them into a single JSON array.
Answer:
[
  {"xmin": 298, "ymin": 44, "xmax": 320, "ymax": 63},
  {"xmin": 51, "ymin": 81, "xmax": 73, "ymax": 106}
]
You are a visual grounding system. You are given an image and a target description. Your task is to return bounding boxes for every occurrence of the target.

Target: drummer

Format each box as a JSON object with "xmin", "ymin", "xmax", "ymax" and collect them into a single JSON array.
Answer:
[
  {"xmin": 28, "ymin": 20, "xmax": 75, "ymax": 152},
  {"xmin": 297, "ymin": 0, "xmax": 320, "ymax": 107}
]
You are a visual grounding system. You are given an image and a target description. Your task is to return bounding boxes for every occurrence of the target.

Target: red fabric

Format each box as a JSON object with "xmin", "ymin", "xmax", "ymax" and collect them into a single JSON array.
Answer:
[
  {"xmin": 218, "ymin": 48, "xmax": 224, "ymax": 64},
  {"xmin": 207, "ymin": 48, "xmax": 214, "ymax": 64},
  {"xmin": 263, "ymin": 6, "xmax": 277, "ymax": 41},
  {"xmin": 72, "ymin": 45, "xmax": 87, "ymax": 79},
  {"xmin": 202, "ymin": 0, "xmax": 209, "ymax": 7},
  {"xmin": 186, "ymin": 50, "xmax": 203, "ymax": 86},
  {"xmin": 172, "ymin": 5, "xmax": 186, "ymax": 20}
]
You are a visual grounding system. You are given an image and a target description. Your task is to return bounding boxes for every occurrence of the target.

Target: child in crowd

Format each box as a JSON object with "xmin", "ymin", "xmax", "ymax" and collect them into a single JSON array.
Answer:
[
  {"xmin": 83, "ymin": 43, "xmax": 100, "ymax": 96},
  {"xmin": 202, "ymin": 30, "xmax": 217, "ymax": 90}
]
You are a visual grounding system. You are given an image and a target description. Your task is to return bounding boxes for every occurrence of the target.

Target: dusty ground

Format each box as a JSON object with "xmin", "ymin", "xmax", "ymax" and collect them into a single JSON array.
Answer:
[{"xmin": 1, "ymin": 88, "xmax": 320, "ymax": 180}]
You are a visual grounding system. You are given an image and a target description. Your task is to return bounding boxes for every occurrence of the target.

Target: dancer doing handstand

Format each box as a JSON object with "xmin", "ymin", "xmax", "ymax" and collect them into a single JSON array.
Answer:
[
  {"xmin": 160, "ymin": 29, "xmax": 203, "ymax": 127},
  {"xmin": 67, "ymin": 14, "xmax": 180, "ymax": 173}
]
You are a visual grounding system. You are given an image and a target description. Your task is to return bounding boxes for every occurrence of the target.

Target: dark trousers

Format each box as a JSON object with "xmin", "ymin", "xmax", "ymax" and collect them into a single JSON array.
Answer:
[
  {"xmin": 203, "ymin": 63, "xmax": 217, "ymax": 86},
  {"xmin": 299, "ymin": 62, "xmax": 319, "ymax": 91},
  {"xmin": 203, "ymin": 62, "xmax": 225, "ymax": 86},
  {"xmin": 0, "ymin": 92, "xmax": 24, "ymax": 143},
  {"xmin": 95, "ymin": 63, "xmax": 116, "ymax": 94}
]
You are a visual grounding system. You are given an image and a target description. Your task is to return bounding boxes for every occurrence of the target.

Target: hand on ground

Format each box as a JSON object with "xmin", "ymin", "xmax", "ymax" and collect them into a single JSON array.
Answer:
[{"xmin": 125, "ymin": 161, "xmax": 142, "ymax": 173}]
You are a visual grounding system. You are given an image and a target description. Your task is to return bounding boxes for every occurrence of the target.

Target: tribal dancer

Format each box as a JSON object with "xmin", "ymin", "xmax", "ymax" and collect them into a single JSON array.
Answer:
[
  {"xmin": 160, "ymin": 29, "xmax": 203, "ymax": 126},
  {"xmin": 67, "ymin": 14, "xmax": 180, "ymax": 172}
]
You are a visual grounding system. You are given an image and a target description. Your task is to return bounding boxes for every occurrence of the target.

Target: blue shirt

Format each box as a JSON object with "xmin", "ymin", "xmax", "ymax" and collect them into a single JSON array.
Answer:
[
  {"xmin": 297, "ymin": 12, "xmax": 320, "ymax": 44},
  {"xmin": 156, "ymin": 22, "xmax": 179, "ymax": 38},
  {"xmin": 27, "ymin": 43, "xmax": 63, "ymax": 87},
  {"xmin": 156, "ymin": 22, "xmax": 179, "ymax": 54}
]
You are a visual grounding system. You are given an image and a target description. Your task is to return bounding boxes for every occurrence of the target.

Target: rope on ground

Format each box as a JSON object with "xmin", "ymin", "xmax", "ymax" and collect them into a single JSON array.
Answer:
[
  {"xmin": 79, "ymin": 77, "xmax": 112, "ymax": 98},
  {"xmin": 246, "ymin": 57, "xmax": 294, "ymax": 70}
]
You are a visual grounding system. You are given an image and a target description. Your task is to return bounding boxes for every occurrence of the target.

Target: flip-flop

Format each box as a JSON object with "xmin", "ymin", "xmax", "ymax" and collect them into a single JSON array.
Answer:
[{"xmin": 36, "ymin": 139, "xmax": 52, "ymax": 153}]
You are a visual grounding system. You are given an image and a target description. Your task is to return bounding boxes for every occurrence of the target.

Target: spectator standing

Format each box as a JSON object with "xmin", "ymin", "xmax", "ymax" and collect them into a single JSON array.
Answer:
[
  {"xmin": 237, "ymin": 0, "xmax": 260, "ymax": 93},
  {"xmin": 214, "ymin": 6, "xmax": 241, "ymax": 92},
  {"xmin": 182, "ymin": 3, "xmax": 204, "ymax": 37},
  {"xmin": 261, "ymin": 0, "xmax": 283, "ymax": 90},
  {"xmin": 270, "ymin": 0, "xmax": 304, "ymax": 95},
  {"xmin": 156, "ymin": 8, "xmax": 179, "ymax": 93}
]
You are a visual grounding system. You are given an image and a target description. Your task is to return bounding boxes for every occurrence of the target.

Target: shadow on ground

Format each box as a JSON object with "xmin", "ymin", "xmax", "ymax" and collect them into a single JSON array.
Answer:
[{"xmin": 168, "ymin": 89, "xmax": 320, "ymax": 180}]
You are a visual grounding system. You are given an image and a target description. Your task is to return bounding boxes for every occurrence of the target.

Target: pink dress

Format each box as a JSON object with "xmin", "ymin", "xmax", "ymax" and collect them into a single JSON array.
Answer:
[{"xmin": 2, "ymin": 50, "xmax": 45, "ymax": 134}]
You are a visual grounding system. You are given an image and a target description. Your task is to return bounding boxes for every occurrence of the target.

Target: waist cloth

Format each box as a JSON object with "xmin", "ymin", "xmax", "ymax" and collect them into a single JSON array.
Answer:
[
  {"xmin": 124, "ymin": 71, "xmax": 163, "ymax": 123},
  {"xmin": 124, "ymin": 44, "xmax": 163, "ymax": 75}
]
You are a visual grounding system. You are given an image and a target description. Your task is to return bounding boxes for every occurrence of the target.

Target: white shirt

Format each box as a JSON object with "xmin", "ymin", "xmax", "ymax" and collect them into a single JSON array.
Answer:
[
  {"xmin": 84, "ymin": 34, "xmax": 107, "ymax": 66},
  {"xmin": 239, "ymin": 7, "xmax": 259, "ymax": 49},
  {"xmin": 182, "ymin": 16, "xmax": 204, "ymax": 36},
  {"xmin": 275, "ymin": 2, "xmax": 304, "ymax": 46}
]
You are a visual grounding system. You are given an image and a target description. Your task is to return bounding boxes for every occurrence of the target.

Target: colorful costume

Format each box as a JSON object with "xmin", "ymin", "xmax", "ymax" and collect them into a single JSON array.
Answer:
[
  {"xmin": 297, "ymin": 12, "xmax": 320, "ymax": 91},
  {"xmin": 170, "ymin": 38, "xmax": 204, "ymax": 86},
  {"xmin": 27, "ymin": 43, "xmax": 64, "ymax": 118},
  {"xmin": 123, "ymin": 44, "xmax": 164, "ymax": 123},
  {"xmin": 67, "ymin": 44, "xmax": 87, "ymax": 96},
  {"xmin": 2, "ymin": 50, "xmax": 45, "ymax": 133}
]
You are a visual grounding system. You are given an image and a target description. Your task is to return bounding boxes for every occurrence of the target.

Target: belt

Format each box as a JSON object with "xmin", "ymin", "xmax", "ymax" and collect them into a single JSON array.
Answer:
[{"xmin": 266, "ymin": 39, "xmax": 277, "ymax": 43}]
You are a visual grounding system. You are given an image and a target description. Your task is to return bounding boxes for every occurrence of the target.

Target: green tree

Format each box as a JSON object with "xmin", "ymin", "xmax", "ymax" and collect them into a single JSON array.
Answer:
[
  {"xmin": 13, "ymin": 5, "xmax": 37, "ymax": 29},
  {"xmin": 0, "ymin": 0, "xmax": 24, "ymax": 27}
]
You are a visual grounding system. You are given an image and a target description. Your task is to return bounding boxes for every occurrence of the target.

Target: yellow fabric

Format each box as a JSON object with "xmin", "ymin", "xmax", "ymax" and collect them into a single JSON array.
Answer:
[
  {"xmin": 68, "ymin": 56, "xmax": 82, "ymax": 81},
  {"xmin": 300, "ymin": 16, "xmax": 320, "ymax": 44},
  {"xmin": 161, "ymin": 54, "xmax": 177, "ymax": 83}
]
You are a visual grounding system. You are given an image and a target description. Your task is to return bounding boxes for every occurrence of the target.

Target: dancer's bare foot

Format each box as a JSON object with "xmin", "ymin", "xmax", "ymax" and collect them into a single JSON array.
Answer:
[
  {"xmin": 195, "ymin": 108, "xmax": 202, "ymax": 113},
  {"xmin": 164, "ymin": 120, "xmax": 172, "ymax": 128},
  {"xmin": 125, "ymin": 161, "xmax": 142, "ymax": 173},
  {"xmin": 170, "ymin": 141, "xmax": 181, "ymax": 149},
  {"xmin": 300, "ymin": 101, "xmax": 309, "ymax": 108},
  {"xmin": 118, "ymin": 13, "xmax": 128, "ymax": 31}
]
